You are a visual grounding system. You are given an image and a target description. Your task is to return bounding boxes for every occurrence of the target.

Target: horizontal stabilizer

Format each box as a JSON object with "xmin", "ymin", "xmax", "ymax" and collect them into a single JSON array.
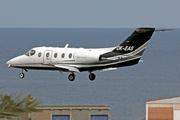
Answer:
[
  {"xmin": 155, "ymin": 29, "xmax": 175, "ymax": 32},
  {"xmin": 54, "ymin": 64, "xmax": 80, "ymax": 72}
]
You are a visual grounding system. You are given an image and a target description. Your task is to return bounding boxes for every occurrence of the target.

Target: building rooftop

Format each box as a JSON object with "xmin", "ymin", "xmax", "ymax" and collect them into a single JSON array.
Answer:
[
  {"xmin": 146, "ymin": 96, "xmax": 180, "ymax": 104},
  {"xmin": 36, "ymin": 105, "xmax": 110, "ymax": 110}
]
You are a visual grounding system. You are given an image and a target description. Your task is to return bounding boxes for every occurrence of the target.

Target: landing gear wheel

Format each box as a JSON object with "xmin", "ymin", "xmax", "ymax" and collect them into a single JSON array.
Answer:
[
  {"xmin": 19, "ymin": 73, "xmax": 25, "ymax": 79},
  {"xmin": 89, "ymin": 73, "xmax": 96, "ymax": 81},
  {"xmin": 68, "ymin": 74, "xmax": 75, "ymax": 81}
]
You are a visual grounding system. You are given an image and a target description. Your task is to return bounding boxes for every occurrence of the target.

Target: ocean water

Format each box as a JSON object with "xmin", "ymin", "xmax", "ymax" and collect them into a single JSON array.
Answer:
[{"xmin": 0, "ymin": 28, "xmax": 180, "ymax": 120}]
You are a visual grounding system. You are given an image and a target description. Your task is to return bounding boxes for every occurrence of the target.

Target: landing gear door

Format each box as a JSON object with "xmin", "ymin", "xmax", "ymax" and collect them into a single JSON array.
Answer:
[{"xmin": 43, "ymin": 51, "xmax": 53, "ymax": 64}]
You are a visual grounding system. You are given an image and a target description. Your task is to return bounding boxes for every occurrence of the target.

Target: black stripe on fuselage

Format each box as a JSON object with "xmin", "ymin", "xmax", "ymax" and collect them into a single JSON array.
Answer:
[{"xmin": 12, "ymin": 57, "xmax": 140, "ymax": 72}]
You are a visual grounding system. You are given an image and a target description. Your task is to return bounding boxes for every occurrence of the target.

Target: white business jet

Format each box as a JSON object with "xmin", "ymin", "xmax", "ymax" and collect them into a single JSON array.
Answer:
[{"xmin": 6, "ymin": 28, "xmax": 171, "ymax": 81}]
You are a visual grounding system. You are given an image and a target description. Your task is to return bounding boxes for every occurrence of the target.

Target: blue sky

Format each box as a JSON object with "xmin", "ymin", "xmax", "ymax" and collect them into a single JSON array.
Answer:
[{"xmin": 0, "ymin": 0, "xmax": 179, "ymax": 28}]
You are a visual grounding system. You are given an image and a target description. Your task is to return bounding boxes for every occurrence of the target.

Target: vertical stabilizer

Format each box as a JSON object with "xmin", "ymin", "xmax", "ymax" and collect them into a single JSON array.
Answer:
[{"xmin": 113, "ymin": 28, "xmax": 155, "ymax": 54}]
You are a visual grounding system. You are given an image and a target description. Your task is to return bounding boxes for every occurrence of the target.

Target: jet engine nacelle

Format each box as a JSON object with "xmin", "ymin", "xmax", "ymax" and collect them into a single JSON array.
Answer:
[{"xmin": 74, "ymin": 52, "xmax": 101, "ymax": 63}]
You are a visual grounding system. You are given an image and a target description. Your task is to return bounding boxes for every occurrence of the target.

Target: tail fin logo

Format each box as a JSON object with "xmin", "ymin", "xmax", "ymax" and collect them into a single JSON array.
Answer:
[{"xmin": 116, "ymin": 46, "xmax": 134, "ymax": 51}]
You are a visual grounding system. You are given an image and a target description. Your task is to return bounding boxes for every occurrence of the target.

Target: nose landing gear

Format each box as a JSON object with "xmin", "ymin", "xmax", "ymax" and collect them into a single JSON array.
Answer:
[
  {"xmin": 19, "ymin": 69, "xmax": 28, "ymax": 79},
  {"xmin": 19, "ymin": 72, "xmax": 25, "ymax": 79}
]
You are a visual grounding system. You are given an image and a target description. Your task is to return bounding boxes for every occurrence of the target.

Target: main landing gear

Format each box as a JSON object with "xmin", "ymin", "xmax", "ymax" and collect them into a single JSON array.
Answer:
[
  {"xmin": 68, "ymin": 72, "xmax": 96, "ymax": 81},
  {"xmin": 89, "ymin": 73, "xmax": 96, "ymax": 81},
  {"xmin": 68, "ymin": 73, "xmax": 75, "ymax": 81}
]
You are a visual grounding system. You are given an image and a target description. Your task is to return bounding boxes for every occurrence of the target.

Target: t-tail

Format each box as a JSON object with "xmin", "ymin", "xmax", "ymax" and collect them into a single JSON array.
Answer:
[
  {"xmin": 113, "ymin": 27, "xmax": 155, "ymax": 54},
  {"xmin": 100, "ymin": 28, "xmax": 155, "ymax": 65}
]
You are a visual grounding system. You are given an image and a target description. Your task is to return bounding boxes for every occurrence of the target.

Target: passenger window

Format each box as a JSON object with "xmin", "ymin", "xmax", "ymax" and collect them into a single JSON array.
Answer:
[
  {"xmin": 38, "ymin": 52, "xmax": 41, "ymax": 57},
  {"xmin": 69, "ymin": 53, "xmax": 72, "ymax": 58},
  {"xmin": 46, "ymin": 53, "xmax": 50, "ymax": 57},
  {"xmin": 30, "ymin": 50, "xmax": 36, "ymax": 56},
  {"xmin": 61, "ymin": 53, "xmax": 65, "ymax": 58},
  {"xmin": 54, "ymin": 53, "xmax": 57, "ymax": 58}
]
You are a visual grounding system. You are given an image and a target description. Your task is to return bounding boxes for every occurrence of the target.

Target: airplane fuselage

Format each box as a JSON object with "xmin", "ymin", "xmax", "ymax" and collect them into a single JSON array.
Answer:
[{"xmin": 7, "ymin": 46, "xmax": 138, "ymax": 72}]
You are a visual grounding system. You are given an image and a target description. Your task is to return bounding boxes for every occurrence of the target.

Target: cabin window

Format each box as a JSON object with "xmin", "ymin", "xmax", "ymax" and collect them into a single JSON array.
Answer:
[
  {"xmin": 46, "ymin": 53, "xmax": 50, "ymax": 57},
  {"xmin": 38, "ymin": 52, "xmax": 41, "ymax": 57},
  {"xmin": 69, "ymin": 53, "xmax": 72, "ymax": 58},
  {"xmin": 30, "ymin": 50, "xmax": 36, "ymax": 56},
  {"xmin": 61, "ymin": 53, "xmax": 65, "ymax": 58},
  {"xmin": 54, "ymin": 53, "xmax": 57, "ymax": 58}
]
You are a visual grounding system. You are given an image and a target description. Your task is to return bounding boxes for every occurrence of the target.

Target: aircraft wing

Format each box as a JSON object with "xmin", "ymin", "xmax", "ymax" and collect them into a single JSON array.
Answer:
[
  {"xmin": 54, "ymin": 64, "xmax": 80, "ymax": 72},
  {"xmin": 99, "ymin": 68, "xmax": 117, "ymax": 72}
]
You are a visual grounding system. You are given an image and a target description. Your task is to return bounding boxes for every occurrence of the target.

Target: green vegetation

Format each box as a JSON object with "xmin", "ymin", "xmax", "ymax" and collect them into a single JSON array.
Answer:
[{"xmin": 0, "ymin": 92, "xmax": 41, "ymax": 118}]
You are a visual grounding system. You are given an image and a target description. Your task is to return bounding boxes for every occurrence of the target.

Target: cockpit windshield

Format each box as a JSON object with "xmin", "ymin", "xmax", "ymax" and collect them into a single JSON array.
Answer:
[
  {"xmin": 30, "ymin": 50, "xmax": 36, "ymax": 56},
  {"xmin": 25, "ymin": 51, "xmax": 29, "ymax": 56},
  {"xmin": 25, "ymin": 50, "xmax": 36, "ymax": 56}
]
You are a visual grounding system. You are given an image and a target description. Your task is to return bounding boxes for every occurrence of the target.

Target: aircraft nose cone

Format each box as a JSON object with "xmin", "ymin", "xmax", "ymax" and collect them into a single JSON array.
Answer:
[
  {"xmin": 6, "ymin": 60, "xmax": 11, "ymax": 65},
  {"xmin": 6, "ymin": 60, "xmax": 11, "ymax": 67}
]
